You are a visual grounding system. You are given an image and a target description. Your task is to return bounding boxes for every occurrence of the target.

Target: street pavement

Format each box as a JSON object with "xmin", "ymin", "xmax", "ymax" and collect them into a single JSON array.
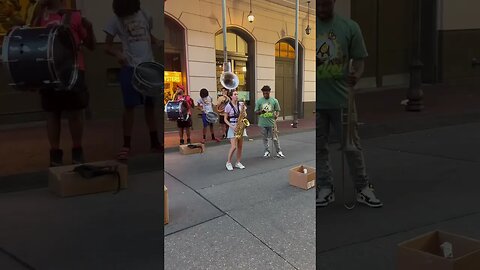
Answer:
[
  {"xmin": 2, "ymin": 81, "xmax": 480, "ymax": 269},
  {"xmin": 0, "ymin": 168, "xmax": 164, "ymax": 270},
  {"xmin": 164, "ymin": 131, "xmax": 316, "ymax": 270},
  {"xmin": 317, "ymin": 122, "xmax": 480, "ymax": 270}
]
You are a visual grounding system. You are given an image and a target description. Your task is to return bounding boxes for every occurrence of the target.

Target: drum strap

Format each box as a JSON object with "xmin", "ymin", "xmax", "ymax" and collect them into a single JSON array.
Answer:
[
  {"xmin": 59, "ymin": 10, "xmax": 72, "ymax": 28},
  {"xmin": 228, "ymin": 102, "xmax": 240, "ymax": 122}
]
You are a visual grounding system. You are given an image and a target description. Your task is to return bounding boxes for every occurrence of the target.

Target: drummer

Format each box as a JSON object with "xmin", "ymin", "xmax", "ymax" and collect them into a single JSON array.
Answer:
[
  {"xmin": 104, "ymin": 0, "xmax": 162, "ymax": 160},
  {"xmin": 174, "ymin": 85, "xmax": 194, "ymax": 145},
  {"xmin": 31, "ymin": 0, "xmax": 94, "ymax": 166},
  {"xmin": 197, "ymin": 88, "xmax": 221, "ymax": 144}
]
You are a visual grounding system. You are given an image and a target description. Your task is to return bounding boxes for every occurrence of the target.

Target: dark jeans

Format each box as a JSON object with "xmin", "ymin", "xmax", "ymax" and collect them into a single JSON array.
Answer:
[{"xmin": 316, "ymin": 108, "xmax": 370, "ymax": 191}]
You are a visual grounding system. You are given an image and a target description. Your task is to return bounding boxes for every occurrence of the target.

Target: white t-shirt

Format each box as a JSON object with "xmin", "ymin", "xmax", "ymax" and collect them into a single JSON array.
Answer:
[
  {"xmin": 197, "ymin": 96, "xmax": 214, "ymax": 113},
  {"xmin": 104, "ymin": 10, "xmax": 154, "ymax": 67}
]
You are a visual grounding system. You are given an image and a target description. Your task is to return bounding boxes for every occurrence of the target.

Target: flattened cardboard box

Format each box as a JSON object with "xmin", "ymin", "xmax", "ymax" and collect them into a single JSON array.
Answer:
[
  {"xmin": 179, "ymin": 143, "xmax": 205, "ymax": 155},
  {"xmin": 397, "ymin": 230, "xmax": 480, "ymax": 270},
  {"xmin": 49, "ymin": 160, "xmax": 128, "ymax": 197},
  {"xmin": 164, "ymin": 185, "xmax": 169, "ymax": 225},
  {"xmin": 289, "ymin": 165, "xmax": 316, "ymax": 190}
]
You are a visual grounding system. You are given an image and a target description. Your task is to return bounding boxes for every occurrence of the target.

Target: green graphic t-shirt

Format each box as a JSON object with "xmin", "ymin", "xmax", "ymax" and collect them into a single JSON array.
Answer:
[
  {"xmin": 316, "ymin": 13, "xmax": 368, "ymax": 109},
  {"xmin": 255, "ymin": 97, "xmax": 280, "ymax": 127}
]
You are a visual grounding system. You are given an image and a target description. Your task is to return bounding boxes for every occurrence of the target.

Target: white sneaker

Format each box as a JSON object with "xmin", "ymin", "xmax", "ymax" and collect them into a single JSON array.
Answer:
[
  {"xmin": 264, "ymin": 151, "xmax": 271, "ymax": 158},
  {"xmin": 226, "ymin": 162, "xmax": 233, "ymax": 171},
  {"xmin": 235, "ymin": 162, "xmax": 245, "ymax": 169},
  {"xmin": 276, "ymin": 151, "xmax": 285, "ymax": 158},
  {"xmin": 316, "ymin": 187, "xmax": 335, "ymax": 207},
  {"xmin": 357, "ymin": 184, "xmax": 383, "ymax": 208}
]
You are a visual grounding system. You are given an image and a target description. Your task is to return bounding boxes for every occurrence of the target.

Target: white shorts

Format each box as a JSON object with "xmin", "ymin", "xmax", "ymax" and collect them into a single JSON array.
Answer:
[{"xmin": 227, "ymin": 126, "xmax": 247, "ymax": 139}]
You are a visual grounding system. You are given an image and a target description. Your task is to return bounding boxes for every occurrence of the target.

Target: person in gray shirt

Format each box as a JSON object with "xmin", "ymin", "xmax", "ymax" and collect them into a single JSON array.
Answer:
[{"xmin": 104, "ymin": 0, "xmax": 162, "ymax": 160}]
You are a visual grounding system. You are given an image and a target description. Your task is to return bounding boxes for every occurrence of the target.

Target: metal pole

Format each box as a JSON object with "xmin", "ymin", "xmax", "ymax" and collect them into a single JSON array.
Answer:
[
  {"xmin": 406, "ymin": 0, "xmax": 424, "ymax": 111},
  {"xmin": 222, "ymin": 0, "xmax": 228, "ymax": 64},
  {"xmin": 292, "ymin": 0, "xmax": 299, "ymax": 128}
]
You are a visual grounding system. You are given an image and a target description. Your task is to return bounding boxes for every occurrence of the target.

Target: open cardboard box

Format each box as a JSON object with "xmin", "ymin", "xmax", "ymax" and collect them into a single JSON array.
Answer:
[
  {"xmin": 164, "ymin": 185, "xmax": 169, "ymax": 225},
  {"xmin": 397, "ymin": 230, "xmax": 480, "ymax": 270},
  {"xmin": 289, "ymin": 165, "xmax": 316, "ymax": 190},
  {"xmin": 179, "ymin": 143, "xmax": 205, "ymax": 155},
  {"xmin": 49, "ymin": 160, "xmax": 128, "ymax": 197}
]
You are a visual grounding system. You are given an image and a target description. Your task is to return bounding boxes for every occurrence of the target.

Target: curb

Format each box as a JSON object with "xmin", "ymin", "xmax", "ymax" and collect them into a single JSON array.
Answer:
[{"xmin": 163, "ymin": 127, "xmax": 316, "ymax": 154}]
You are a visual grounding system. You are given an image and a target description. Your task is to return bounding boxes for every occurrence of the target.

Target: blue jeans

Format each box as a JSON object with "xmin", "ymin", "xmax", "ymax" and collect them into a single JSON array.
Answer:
[{"xmin": 316, "ymin": 109, "xmax": 370, "ymax": 190}]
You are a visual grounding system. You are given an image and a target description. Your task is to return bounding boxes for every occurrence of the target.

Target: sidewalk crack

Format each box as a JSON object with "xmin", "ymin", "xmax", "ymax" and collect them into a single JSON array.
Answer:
[{"xmin": 164, "ymin": 170, "xmax": 301, "ymax": 269}]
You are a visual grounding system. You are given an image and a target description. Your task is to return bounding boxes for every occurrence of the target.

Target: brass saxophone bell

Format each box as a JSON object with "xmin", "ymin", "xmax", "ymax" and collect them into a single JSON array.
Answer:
[{"xmin": 243, "ymin": 119, "xmax": 250, "ymax": 127}]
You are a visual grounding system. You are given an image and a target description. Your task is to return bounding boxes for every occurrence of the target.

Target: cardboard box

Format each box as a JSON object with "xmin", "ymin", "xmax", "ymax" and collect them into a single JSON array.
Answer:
[
  {"xmin": 179, "ymin": 143, "xmax": 205, "ymax": 155},
  {"xmin": 164, "ymin": 185, "xmax": 169, "ymax": 225},
  {"xmin": 49, "ymin": 160, "xmax": 128, "ymax": 197},
  {"xmin": 397, "ymin": 231, "xmax": 480, "ymax": 270},
  {"xmin": 289, "ymin": 165, "xmax": 316, "ymax": 190}
]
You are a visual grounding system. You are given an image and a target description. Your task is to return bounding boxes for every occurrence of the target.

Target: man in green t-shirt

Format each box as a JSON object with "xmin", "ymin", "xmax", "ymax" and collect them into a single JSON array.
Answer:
[
  {"xmin": 255, "ymin": 85, "xmax": 285, "ymax": 158},
  {"xmin": 316, "ymin": 0, "xmax": 382, "ymax": 208}
]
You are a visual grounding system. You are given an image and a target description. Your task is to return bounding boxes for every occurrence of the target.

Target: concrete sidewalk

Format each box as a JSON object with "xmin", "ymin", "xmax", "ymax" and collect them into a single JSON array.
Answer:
[
  {"xmin": 0, "ymin": 169, "xmax": 164, "ymax": 270},
  {"xmin": 1, "ymin": 119, "xmax": 480, "ymax": 269},
  {"xmin": 316, "ymin": 121, "xmax": 480, "ymax": 269},
  {"xmin": 164, "ymin": 131, "xmax": 316, "ymax": 270}
]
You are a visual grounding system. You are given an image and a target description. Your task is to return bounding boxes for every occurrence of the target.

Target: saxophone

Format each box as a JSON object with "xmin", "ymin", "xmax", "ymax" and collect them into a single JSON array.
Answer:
[{"xmin": 234, "ymin": 101, "xmax": 250, "ymax": 139}]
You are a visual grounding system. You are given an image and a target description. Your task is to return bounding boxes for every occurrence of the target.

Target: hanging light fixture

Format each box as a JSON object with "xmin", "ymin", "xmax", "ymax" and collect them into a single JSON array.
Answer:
[
  {"xmin": 305, "ymin": 1, "xmax": 311, "ymax": 35},
  {"xmin": 247, "ymin": 0, "xmax": 255, "ymax": 23}
]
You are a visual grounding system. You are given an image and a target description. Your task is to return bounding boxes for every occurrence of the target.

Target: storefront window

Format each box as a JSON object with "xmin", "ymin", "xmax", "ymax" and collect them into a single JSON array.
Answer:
[
  {"xmin": 165, "ymin": 16, "xmax": 186, "ymax": 104},
  {"xmin": 275, "ymin": 42, "xmax": 295, "ymax": 59},
  {"xmin": 215, "ymin": 32, "xmax": 248, "ymax": 55},
  {"xmin": 215, "ymin": 32, "xmax": 250, "ymax": 103},
  {"xmin": 164, "ymin": 71, "xmax": 182, "ymax": 104}
]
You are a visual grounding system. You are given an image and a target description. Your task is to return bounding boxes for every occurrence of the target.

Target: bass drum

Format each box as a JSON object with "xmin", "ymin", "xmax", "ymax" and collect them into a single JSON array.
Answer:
[
  {"xmin": 1, "ymin": 25, "xmax": 78, "ymax": 91},
  {"xmin": 165, "ymin": 100, "xmax": 188, "ymax": 121}
]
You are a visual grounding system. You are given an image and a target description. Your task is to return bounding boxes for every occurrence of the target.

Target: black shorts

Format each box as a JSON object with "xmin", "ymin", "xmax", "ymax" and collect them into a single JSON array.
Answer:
[
  {"xmin": 177, "ymin": 117, "xmax": 192, "ymax": 128},
  {"xmin": 40, "ymin": 71, "xmax": 89, "ymax": 112},
  {"xmin": 219, "ymin": 115, "xmax": 226, "ymax": 124}
]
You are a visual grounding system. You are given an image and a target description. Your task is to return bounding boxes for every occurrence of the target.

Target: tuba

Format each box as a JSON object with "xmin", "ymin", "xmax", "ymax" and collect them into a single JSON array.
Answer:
[
  {"xmin": 234, "ymin": 101, "xmax": 250, "ymax": 139},
  {"xmin": 219, "ymin": 0, "xmax": 239, "ymax": 90}
]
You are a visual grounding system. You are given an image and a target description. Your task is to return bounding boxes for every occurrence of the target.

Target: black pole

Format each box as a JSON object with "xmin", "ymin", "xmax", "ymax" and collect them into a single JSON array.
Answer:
[{"xmin": 406, "ymin": 0, "xmax": 424, "ymax": 111}]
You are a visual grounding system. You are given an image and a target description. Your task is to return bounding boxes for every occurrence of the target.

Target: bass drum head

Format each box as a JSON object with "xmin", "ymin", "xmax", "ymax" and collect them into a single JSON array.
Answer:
[
  {"xmin": 166, "ymin": 100, "xmax": 188, "ymax": 121},
  {"xmin": 51, "ymin": 26, "xmax": 77, "ymax": 90},
  {"xmin": 133, "ymin": 62, "xmax": 164, "ymax": 96},
  {"xmin": 206, "ymin": 112, "xmax": 219, "ymax": 123}
]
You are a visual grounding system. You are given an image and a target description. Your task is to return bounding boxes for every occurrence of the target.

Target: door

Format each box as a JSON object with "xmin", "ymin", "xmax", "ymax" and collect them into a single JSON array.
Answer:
[
  {"xmin": 275, "ymin": 59, "xmax": 294, "ymax": 119},
  {"xmin": 351, "ymin": 0, "xmax": 415, "ymax": 87}
]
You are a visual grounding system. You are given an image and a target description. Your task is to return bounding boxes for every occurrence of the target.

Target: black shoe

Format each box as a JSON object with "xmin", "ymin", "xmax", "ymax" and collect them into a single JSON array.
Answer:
[
  {"xmin": 180, "ymin": 139, "xmax": 185, "ymax": 145},
  {"xmin": 72, "ymin": 147, "xmax": 85, "ymax": 164},
  {"xmin": 187, "ymin": 138, "xmax": 191, "ymax": 144},
  {"xmin": 49, "ymin": 149, "xmax": 63, "ymax": 167}
]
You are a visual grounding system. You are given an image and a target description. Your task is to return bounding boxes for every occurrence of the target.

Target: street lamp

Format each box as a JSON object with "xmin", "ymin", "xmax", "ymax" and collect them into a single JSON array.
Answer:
[
  {"xmin": 247, "ymin": 0, "xmax": 255, "ymax": 23},
  {"xmin": 305, "ymin": 1, "xmax": 311, "ymax": 35}
]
